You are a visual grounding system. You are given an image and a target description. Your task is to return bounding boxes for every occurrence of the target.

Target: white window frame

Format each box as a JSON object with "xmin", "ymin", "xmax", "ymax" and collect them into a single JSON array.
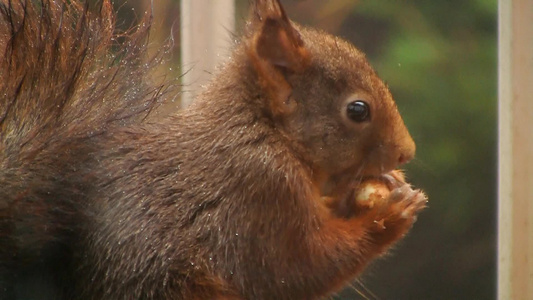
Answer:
[{"xmin": 498, "ymin": 0, "xmax": 533, "ymax": 299}]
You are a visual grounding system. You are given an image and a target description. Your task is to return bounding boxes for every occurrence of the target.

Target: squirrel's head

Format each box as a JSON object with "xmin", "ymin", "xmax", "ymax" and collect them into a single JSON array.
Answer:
[{"xmin": 245, "ymin": 0, "xmax": 415, "ymax": 187}]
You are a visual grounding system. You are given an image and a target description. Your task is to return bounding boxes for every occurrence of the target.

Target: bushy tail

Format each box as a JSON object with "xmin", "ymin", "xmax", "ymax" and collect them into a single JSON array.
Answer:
[{"xmin": 0, "ymin": 0, "xmax": 171, "ymax": 296}]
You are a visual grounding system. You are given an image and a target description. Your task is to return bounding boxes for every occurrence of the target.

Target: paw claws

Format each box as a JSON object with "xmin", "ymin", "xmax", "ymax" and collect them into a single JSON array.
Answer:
[{"xmin": 373, "ymin": 219, "xmax": 386, "ymax": 230}]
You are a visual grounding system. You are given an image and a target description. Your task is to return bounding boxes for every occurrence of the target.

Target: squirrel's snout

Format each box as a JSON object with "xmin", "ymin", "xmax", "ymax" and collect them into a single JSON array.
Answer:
[
  {"xmin": 396, "ymin": 135, "xmax": 416, "ymax": 166},
  {"xmin": 398, "ymin": 153, "xmax": 411, "ymax": 166}
]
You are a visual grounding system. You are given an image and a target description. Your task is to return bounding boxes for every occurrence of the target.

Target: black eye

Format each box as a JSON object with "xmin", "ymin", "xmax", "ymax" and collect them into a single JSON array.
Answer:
[{"xmin": 346, "ymin": 100, "xmax": 370, "ymax": 122}]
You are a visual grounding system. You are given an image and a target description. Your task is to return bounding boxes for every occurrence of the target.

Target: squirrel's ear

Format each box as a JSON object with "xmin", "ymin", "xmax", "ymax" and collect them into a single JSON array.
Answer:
[
  {"xmin": 247, "ymin": 0, "xmax": 310, "ymax": 116},
  {"xmin": 250, "ymin": 0, "xmax": 309, "ymax": 71}
]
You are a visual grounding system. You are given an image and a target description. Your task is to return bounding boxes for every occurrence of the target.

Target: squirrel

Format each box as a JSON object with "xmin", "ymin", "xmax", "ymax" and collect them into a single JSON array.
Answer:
[{"xmin": 0, "ymin": 0, "xmax": 427, "ymax": 299}]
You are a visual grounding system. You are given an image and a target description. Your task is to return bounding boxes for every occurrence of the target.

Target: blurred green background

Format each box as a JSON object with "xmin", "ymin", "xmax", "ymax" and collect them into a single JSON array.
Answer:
[{"xmin": 116, "ymin": 0, "xmax": 497, "ymax": 299}]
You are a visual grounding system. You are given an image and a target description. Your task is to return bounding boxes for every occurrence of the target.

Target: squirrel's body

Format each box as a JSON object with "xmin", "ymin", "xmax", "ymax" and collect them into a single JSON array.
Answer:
[{"xmin": 0, "ymin": 1, "xmax": 426, "ymax": 299}]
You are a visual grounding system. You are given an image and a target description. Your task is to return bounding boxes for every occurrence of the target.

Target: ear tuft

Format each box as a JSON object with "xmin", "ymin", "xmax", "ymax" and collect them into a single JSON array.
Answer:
[
  {"xmin": 253, "ymin": 0, "xmax": 288, "ymax": 23},
  {"xmin": 251, "ymin": 0, "xmax": 309, "ymax": 72},
  {"xmin": 247, "ymin": 0, "xmax": 310, "ymax": 117}
]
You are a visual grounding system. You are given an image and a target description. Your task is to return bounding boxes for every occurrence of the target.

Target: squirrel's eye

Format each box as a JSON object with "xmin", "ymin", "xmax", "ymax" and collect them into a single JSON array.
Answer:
[{"xmin": 346, "ymin": 101, "xmax": 370, "ymax": 122}]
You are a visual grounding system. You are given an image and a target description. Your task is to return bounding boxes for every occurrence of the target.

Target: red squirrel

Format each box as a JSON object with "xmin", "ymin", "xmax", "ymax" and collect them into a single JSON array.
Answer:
[{"xmin": 0, "ymin": 0, "xmax": 427, "ymax": 299}]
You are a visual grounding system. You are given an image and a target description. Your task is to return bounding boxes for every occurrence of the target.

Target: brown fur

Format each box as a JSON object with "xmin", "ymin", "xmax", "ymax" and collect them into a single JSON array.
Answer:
[{"xmin": 0, "ymin": 0, "xmax": 426, "ymax": 299}]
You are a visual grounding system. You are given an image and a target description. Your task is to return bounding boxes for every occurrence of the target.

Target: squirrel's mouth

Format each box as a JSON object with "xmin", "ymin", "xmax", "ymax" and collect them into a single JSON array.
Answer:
[
  {"xmin": 319, "ymin": 169, "xmax": 405, "ymax": 198},
  {"xmin": 319, "ymin": 170, "xmax": 408, "ymax": 218}
]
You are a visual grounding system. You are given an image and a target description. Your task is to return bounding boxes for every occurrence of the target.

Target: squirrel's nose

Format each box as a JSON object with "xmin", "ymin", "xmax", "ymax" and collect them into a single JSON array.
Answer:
[
  {"xmin": 398, "ymin": 152, "xmax": 413, "ymax": 165},
  {"xmin": 397, "ymin": 135, "xmax": 416, "ymax": 166}
]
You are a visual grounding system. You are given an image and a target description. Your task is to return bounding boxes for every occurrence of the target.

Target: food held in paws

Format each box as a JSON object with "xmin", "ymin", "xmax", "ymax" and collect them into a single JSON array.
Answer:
[{"xmin": 355, "ymin": 178, "xmax": 391, "ymax": 208}]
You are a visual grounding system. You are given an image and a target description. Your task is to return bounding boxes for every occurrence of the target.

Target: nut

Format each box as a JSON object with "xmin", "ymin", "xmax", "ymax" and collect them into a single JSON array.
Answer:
[{"xmin": 354, "ymin": 178, "xmax": 390, "ymax": 209}]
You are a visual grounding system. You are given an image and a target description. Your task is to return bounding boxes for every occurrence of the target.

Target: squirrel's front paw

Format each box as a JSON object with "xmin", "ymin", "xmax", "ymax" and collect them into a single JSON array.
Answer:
[{"xmin": 354, "ymin": 171, "xmax": 427, "ymax": 246}]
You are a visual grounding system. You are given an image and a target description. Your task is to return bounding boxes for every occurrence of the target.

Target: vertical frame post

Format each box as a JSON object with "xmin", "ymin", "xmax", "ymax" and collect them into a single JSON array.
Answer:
[
  {"xmin": 180, "ymin": 0, "xmax": 235, "ymax": 107},
  {"xmin": 498, "ymin": 0, "xmax": 533, "ymax": 299}
]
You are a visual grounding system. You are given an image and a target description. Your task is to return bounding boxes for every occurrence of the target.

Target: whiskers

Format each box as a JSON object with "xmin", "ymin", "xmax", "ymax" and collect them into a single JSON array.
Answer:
[
  {"xmin": 351, "ymin": 161, "xmax": 367, "ymax": 187},
  {"xmin": 345, "ymin": 279, "xmax": 380, "ymax": 300},
  {"xmin": 329, "ymin": 279, "xmax": 380, "ymax": 300},
  {"xmin": 406, "ymin": 157, "xmax": 436, "ymax": 178}
]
